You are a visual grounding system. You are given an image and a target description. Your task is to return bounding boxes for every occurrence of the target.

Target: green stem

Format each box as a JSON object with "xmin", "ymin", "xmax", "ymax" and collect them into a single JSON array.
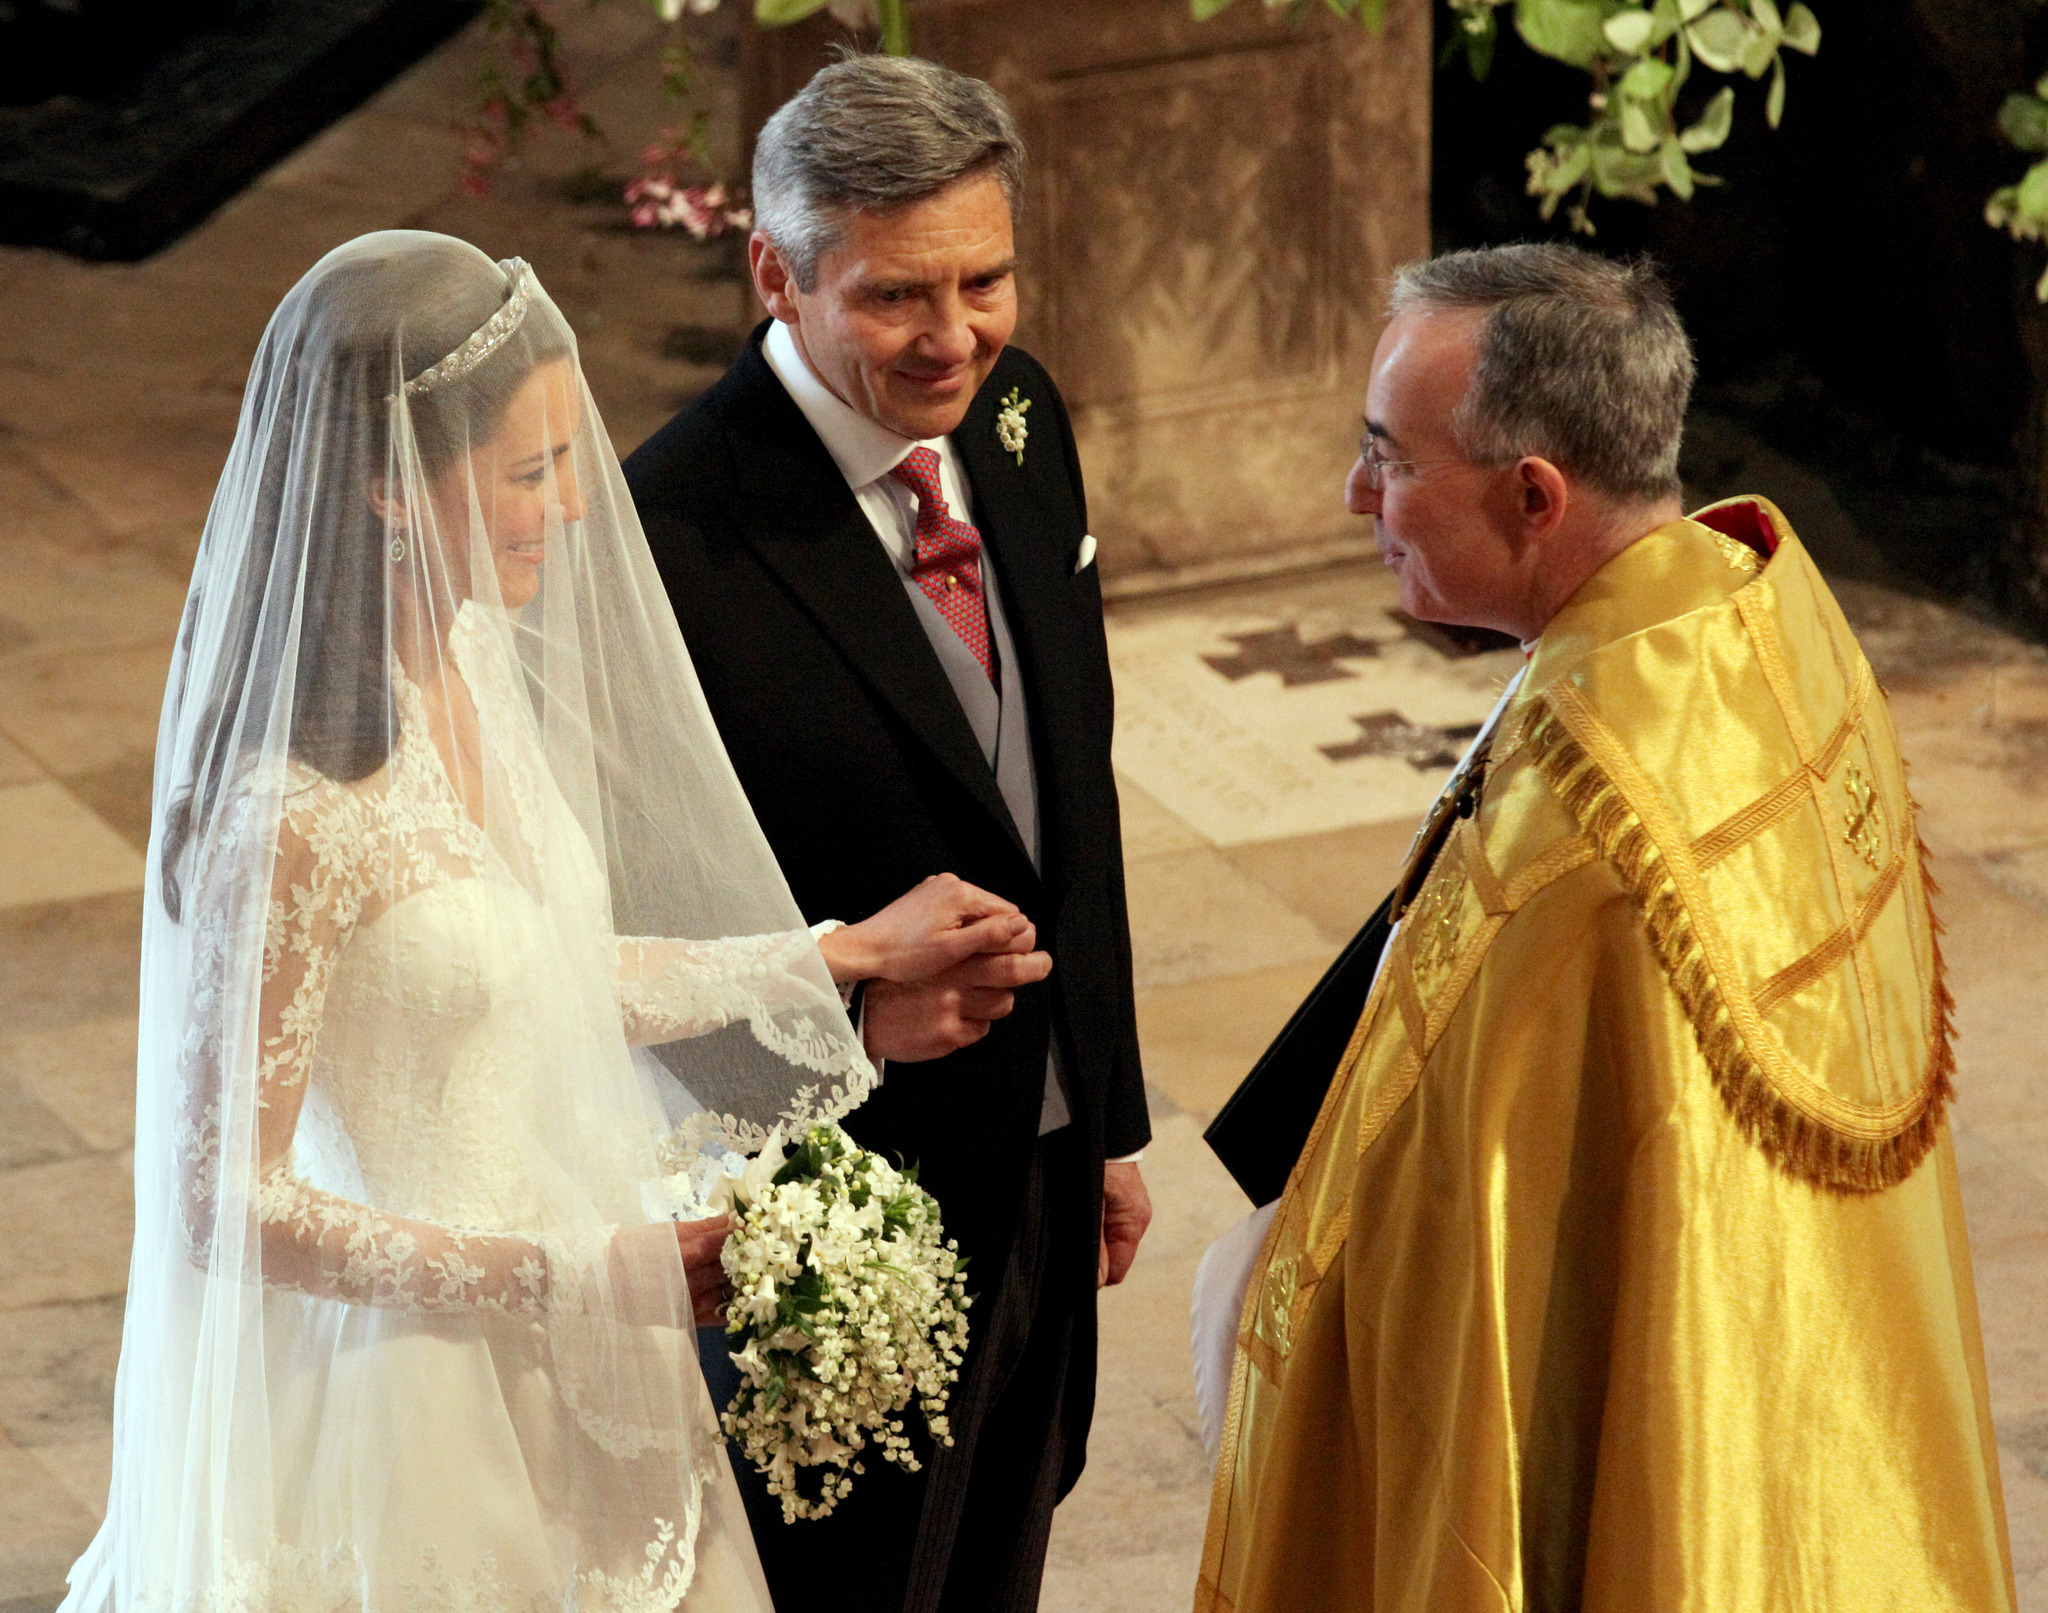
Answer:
[{"xmin": 875, "ymin": 0, "xmax": 912, "ymax": 55}]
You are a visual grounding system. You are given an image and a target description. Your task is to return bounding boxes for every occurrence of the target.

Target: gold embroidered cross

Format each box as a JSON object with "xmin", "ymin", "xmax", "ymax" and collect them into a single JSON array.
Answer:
[
  {"xmin": 1412, "ymin": 868, "xmax": 1468, "ymax": 993},
  {"xmin": 1255, "ymin": 1256, "xmax": 1299, "ymax": 1356},
  {"xmin": 1712, "ymin": 533, "xmax": 1762, "ymax": 575},
  {"xmin": 1843, "ymin": 764, "xmax": 1884, "ymax": 868}
]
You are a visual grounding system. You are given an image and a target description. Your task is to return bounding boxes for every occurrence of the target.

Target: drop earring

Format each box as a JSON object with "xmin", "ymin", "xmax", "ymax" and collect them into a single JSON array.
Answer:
[{"xmin": 388, "ymin": 530, "xmax": 410, "ymax": 566}]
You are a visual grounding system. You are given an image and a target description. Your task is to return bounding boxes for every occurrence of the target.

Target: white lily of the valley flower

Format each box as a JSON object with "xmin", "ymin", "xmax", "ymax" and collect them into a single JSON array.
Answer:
[
  {"xmin": 995, "ymin": 386, "xmax": 1030, "ymax": 466},
  {"xmin": 717, "ymin": 1120, "xmax": 970, "ymax": 1523}
]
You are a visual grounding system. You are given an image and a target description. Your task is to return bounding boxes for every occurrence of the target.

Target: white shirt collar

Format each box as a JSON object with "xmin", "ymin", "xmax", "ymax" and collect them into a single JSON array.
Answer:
[{"xmin": 762, "ymin": 318, "xmax": 943, "ymax": 491}]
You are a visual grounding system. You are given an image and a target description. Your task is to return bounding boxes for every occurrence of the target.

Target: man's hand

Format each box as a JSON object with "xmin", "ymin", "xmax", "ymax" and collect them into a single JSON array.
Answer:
[
  {"xmin": 817, "ymin": 873, "xmax": 1033, "ymax": 985},
  {"xmin": 861, "ymin": 947, "xmax": 1053, "ymax": 1063},
  {"xmin": 1099, "ymin": 1161, "xmax": 1152, "ymax": 1288}
]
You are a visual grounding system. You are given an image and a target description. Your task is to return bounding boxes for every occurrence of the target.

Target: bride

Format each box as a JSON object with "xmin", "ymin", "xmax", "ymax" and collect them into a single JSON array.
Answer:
[{"xmin": 61, "ymin": 231, "xmax": 1037, "ymax": 1611}]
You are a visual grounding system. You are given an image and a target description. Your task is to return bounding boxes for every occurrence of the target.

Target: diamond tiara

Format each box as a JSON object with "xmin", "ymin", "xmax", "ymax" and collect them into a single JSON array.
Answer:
[{"xmin": 401, "ymin": 257, "xmax": 533, "ymax": 398}]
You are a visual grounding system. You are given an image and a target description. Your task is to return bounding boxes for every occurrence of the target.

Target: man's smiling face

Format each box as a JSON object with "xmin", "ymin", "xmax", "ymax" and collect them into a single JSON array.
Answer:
[{"xmin": 759, "ymin": 170, "xmax": 1018, "ymax": 441}]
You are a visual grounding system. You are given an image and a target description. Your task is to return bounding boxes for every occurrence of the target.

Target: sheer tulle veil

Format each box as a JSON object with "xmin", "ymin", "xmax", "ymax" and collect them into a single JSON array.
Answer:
[{"xmin": 64, "ymin": 230, "xmax": 873, "ymax": 1610}]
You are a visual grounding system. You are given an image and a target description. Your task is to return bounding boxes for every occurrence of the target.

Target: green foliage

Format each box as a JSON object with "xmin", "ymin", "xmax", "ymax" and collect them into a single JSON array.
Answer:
[
  {"xmin": 1189, "ymin": 0, "xmax": 1390, "ymax": 29},
  {"xmin": 659, "ymin": 40, "xmax": 696, "ymax": 101},
  {"xmin": 1193, "ymin": 0, "xmax": 1812, "ymax": 234},
  {"xmin": 1990, "ymin": 73, "xmax": 2048, "ymax": 301},
  {"xmin": 467, "ymin": 1, "xmax": 749, "ymax": 222},
  {"xmin": 753, "ymin": 0, "xmax": 914, "ymax": 53},
  {"xmin": 2003, "ymin": 84, "xmax": 2048, "ymax": 154},
  {"xmin": 1448, "ymin": 0, "xmax": 1821, "ymax": 234},
  {"xmin": 1516, "ymin": 0, "xmax": 1608, "ymax": 68},
  {"xmin": 876, "ymin": 0, "xmax": 911, "ymax": 54}
]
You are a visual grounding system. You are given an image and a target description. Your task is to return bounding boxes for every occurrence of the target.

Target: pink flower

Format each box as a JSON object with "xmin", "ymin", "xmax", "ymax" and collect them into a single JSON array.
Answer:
[{"xmin": 623, "ymin": 177, "xmax": 753, "ymax": 238}]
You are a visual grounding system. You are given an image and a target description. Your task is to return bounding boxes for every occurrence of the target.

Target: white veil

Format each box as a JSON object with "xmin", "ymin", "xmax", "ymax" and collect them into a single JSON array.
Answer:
[{"xmin": 65, "ymin": 231, "xmax": 874, "ymax": 1610}]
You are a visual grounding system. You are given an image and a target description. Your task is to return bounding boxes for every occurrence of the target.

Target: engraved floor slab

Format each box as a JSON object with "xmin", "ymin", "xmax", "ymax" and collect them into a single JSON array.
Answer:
[{"xmin": 1104, "ymin": 565, "xmax": 1520, "ymax": 847}]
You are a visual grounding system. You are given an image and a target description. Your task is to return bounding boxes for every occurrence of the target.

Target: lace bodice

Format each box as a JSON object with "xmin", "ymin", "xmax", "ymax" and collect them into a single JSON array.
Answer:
[{"xmin": 180, "ymin": 606, "xmax": 848, "ymax": 1323}]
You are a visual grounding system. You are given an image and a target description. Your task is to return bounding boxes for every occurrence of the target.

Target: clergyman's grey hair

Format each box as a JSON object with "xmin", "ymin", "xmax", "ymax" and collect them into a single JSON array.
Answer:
[
  {"xmin": 753, "ymin": 54, "xmax": 1025, "ymax": 291},
  {"xmin": 1389, "ymin": 244, "xmax": 1694, "ymax": 502}
]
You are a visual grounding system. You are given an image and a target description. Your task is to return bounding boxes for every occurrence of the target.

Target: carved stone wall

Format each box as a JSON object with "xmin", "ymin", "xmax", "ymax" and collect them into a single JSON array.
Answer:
[{"xmin": 742, "ymin": 0, "xmax": 1431, "ymax": 592}]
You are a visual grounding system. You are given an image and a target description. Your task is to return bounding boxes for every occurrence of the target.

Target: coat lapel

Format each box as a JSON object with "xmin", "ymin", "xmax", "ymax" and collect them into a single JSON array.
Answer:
[
  {"xmin": 713, "ymin": 336, "xmax": 1032, "ymax": 868},
  {"xmin": 955, "ymin": 359, "xmax": 1093, "ymax": 893}
]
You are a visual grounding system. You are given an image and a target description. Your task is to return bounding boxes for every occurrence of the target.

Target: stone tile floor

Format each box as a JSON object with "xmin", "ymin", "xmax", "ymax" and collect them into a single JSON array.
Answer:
[{"xmin": 0, "ymin": 7, "xmax": 2043, "ymax": 1609}]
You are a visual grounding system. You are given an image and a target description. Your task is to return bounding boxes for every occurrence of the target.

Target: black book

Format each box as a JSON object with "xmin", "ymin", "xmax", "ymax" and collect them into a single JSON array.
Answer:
[{"xmin": 1202, "ymin": 890, "xmax": 1395, "ymax": 1207}]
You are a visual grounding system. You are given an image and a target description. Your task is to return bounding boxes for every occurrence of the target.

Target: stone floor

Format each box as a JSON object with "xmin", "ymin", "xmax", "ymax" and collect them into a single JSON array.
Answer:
[{"xmin": 0, "ymin": 7, "xmax": 2044, "ymax": 1611}]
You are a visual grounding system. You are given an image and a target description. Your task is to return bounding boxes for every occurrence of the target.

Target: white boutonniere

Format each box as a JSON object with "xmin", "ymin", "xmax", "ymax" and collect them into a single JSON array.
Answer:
[{"xmin": 996, "ymin": 387, "xmax": 1030, "ymax": 466}]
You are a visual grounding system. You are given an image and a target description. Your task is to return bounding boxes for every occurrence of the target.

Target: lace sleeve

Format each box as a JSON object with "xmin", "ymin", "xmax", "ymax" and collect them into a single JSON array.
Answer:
[
  {"xmin": 614, "ymin": 925, "xmax": 843, "ymax": 1048},
  {"xmin": 170, "ymin": 782, "xmax": 589, "ymax": 1319},
  {"xmin": 252, "ymin": 1156, "xmax": 560, "ymax": 1316}
]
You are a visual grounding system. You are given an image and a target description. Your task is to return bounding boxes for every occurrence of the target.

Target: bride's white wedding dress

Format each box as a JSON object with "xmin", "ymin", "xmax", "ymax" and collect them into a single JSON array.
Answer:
[
  {"xmin": 68, "ymin": 235, "xmax": 878, "ymax": 1613},
  {"xmin": 116, "ymin": 602, "xmax": 817, "ymax": 1609},
  {"xmin": 217, "ymin": 606, "xmax": 806, "ymax": 1605}
]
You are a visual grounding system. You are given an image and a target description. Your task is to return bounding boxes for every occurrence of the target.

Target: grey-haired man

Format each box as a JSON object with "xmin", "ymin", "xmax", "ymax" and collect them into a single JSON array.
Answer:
[{"xmin": 624, "ymin": 55, "xmax": 1153, "ymax": 1613}]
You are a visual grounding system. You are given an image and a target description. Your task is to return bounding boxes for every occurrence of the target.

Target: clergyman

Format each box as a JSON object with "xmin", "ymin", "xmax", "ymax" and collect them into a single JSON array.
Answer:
[{"xmin": 1197, "ymin": 243, "xmax": 2016, "ymax": 1612}]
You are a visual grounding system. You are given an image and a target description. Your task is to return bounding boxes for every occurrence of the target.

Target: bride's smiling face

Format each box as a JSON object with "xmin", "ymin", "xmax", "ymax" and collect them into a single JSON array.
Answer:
[{"xmin": 427, "ymin": 356, "xmax": 587, "ymax": 611}]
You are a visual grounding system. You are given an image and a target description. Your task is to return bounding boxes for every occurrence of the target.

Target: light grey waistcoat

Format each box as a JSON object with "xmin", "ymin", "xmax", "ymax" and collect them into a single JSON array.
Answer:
[{"xmin": 898, "ymin": 564, "xmax": 1072, "ymax": 1136}]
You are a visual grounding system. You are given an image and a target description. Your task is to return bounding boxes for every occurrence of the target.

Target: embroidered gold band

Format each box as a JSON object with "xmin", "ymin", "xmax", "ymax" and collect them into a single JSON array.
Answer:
[
  {"xmin": 1691, "ymin": 657, "xmax": 1874, "ymax": 870},
  {"xmin": 1754, "ymin": 851, "xmax": 1907, "ymax": 1016}
]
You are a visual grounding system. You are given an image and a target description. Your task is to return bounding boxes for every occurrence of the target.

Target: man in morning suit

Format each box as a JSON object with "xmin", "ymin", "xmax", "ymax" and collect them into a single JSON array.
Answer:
[{"xmin": 622, "ymin": 54, "xmax": 1154, "ymax": 1613}]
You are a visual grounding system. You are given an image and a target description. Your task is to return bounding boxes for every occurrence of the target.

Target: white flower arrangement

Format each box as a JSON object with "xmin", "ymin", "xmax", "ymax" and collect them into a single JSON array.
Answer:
[
  {"xmin": 996, "ymin": 387, "xmax": 1031, "ymax": 465},
  {"xmin": 709, "ymin": 1121, "xmax": 971, "ymax": 1523}
]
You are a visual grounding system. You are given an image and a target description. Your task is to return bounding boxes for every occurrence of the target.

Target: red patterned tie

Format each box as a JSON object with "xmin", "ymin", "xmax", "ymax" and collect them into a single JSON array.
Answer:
[{"xmin": 889, "ymin": 445, "xmax": 993, "ymax": 683}]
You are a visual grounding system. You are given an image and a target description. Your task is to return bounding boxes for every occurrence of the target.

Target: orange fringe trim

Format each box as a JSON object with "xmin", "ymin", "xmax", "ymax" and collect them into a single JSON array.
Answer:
[{"xmin": 1524, "ymin": 704, "xmax": 1954, "ymax": 1195}]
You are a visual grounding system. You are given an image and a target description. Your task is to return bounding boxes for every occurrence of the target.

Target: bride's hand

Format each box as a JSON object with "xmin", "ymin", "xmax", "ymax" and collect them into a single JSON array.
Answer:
[
  {"xmin": 605, "ymin": 1216, "xmax": 732, "ymax": 1328},
  {"xmin": 818, "ymin": 873, "xmax": 1041, "ymax": 985},
  {"xmin": 674, "ymin": 1215, "xmax": 734, "ymax": 1328}
]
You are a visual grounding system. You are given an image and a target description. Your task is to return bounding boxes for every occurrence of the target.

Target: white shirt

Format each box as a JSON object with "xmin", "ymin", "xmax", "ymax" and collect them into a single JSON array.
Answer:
[{"xmin": 762, "ymin": 318, "xmax": 979, "ymax": 570}]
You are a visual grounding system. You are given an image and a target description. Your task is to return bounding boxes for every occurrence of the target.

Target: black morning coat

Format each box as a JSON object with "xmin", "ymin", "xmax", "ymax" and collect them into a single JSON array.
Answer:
[{"xmin": 622, "ymin": 324, "xmax": 1151, "ymax": 1497}]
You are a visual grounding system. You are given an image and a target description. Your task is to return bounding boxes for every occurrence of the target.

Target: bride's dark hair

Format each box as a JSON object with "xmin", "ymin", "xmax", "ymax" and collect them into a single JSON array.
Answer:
[{"xmin": 161, "ymin": 238, "xmax": 569, "ymax": 920}]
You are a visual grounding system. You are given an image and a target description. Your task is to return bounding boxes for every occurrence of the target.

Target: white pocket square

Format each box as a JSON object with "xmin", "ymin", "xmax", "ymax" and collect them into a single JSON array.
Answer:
[{"xmin": 1074, "ymin": 533, "xmax": 1097, "ymax": 575}]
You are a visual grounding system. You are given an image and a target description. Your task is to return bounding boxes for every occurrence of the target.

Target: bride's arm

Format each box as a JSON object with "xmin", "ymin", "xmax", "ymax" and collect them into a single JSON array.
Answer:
[
  {"xmin": 255, "ymin": 804, "xmax": 572, "ymax": 1314},
  {"xmin": 612, "ymin": 874, "xmax": 1041, "ymax": 1048},
  {"xmin": 613, "ymin": 927, "xmax": 844, "ymax": 1048}
]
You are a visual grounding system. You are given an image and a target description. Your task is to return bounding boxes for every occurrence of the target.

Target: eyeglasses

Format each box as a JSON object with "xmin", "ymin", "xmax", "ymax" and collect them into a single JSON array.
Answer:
[{"xmin": 1355, "ymin": 437, "xmax": 1468, "ymax": 491}]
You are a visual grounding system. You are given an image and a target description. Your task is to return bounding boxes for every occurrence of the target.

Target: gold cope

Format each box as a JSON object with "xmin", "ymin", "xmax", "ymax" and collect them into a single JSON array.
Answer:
[{"xmin": 1197, "ymin": 500, "xmax": 2014, "ymax": 1613}]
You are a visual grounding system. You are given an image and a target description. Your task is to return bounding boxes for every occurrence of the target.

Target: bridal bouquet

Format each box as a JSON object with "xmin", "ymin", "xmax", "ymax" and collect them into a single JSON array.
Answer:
[{"xmin": 713, "ymin": 1121, "xmax": 971, "ymax": 1522}]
